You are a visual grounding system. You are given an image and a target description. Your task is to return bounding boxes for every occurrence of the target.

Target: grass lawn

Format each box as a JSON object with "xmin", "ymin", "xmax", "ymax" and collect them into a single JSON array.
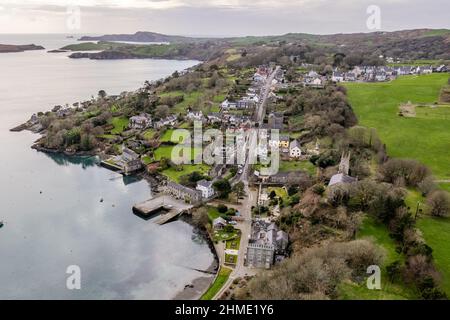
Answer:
[
  {"xmin": 225, "ymin": 254, "xmax": 238, "ymax": 265},
  {"xmin": 405, "ymin": 189, "xmax": 450, "ymax": 295},
  {"xmin": 225, "ymin": 235, "xmax": 241, "ymax": 250},
  {"xmin": 161, "ymin": 163, "xmax": 210, "ymax": 183},
  {"xmin": 143, "ymin": 129, "xmax": 155, "ymax": 140},
  {"xmin": 141, "ymin": 155, "xmax": 152, "ymax": 165},
  {"xmin": 98, "ymin": 134, "xmax": 117, "ymax": 140},
  {"xmin": 280, "ymin": 160, "xmax": 316, "ymax": 176},
  {"xmin": 345, "ymin": 73, "xmax": 450, "ymax": 180},
  {"xmin": 207, "ymin": 206, "xmax": 221, "ymax": 222},
  {"xmin": 200, "ymin": 267, "xmax": 232, "ymax": 300},
  {"xmin": 173, "ymin": 91, "xmax": 204, "ymax": 113},
  {"xmin": 415, "ymin": 105, "xmax": 450, "ymax": 120},
  {"xmin": 109, "ymin": 116, "xmax": 129, "ymax": 134},
  {"xmin": 438, "ymin": 183, "xmax": 450, "ymax": 192},
  {"xmin": 213, "ymin": 228, "xmax": 239, "ymax": 242},
  {"xmin": 154, "ymin": 145, "xmax": 203, "ymax": 162},
  {"xmin": 267, "ymin": 187, "xmax": 288, "ymax": 200},
  {"xmin": 159, "ymin": 129, "xmax": 191, "ymax": 143},
  {"xmin": 338, "ymin": 215, "xmax": 416, "ymax": 300},
  {"xmin": 417, "ymin": 215, "xmax": 450, "ymax": 296}
]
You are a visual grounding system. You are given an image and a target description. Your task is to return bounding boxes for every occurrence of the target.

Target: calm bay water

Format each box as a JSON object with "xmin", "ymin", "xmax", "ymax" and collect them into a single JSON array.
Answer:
[{"xmin": 0, "ymin": 34, "xmax": 214, "ymax": 299}]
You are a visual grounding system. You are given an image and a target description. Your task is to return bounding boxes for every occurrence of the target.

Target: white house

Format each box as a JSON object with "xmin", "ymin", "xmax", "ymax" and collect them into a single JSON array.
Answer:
[
  {"xmin": 289, "ymin": 140, "xmax": 302, "ymax": 158},
  {"xmin": 213, "ymin": 217, "xmax": 228, "ymax": 230},
  {"xmin": 332, "ymin": 71, "xmax": 345, "ymax": 83},
  {"xmin": 311, "ymin": 77, "xmax": 323, "ymax": 86},
  {"xmin": 221, "ymin": 99, "xmax": 237, "ymax": 110},
  {"xmin": 129, "ymin": 114, "xmax": 152, "ymax": 130},
  {"xmin": 154, "ymin": 115, "xmax": 177, "ymax": 129},
  {"xmin": 196, "ymin": 179, "xmax": 215, "ymax": 199},
  {"xmin": 186, "ymin": 110, "xmax": 204, "ymax": 122}
]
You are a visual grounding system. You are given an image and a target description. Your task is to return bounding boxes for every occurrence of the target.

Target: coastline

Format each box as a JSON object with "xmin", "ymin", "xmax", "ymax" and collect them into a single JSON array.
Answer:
[
  {"xmin": 26, "ymin": 145, "xmax": 220, "ymax": 300},
  {"xmin": 173, "ymin": 216, "xmax": 220, "ymax": 300}
]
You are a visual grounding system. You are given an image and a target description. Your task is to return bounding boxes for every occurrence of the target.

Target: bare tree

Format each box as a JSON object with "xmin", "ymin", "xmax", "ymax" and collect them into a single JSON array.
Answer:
[
  {"xmin": 427, "ymin": 190, "xmax": 450, "ymax": 217},
  {"xmin": 192, "ymin": 207, "xmax": 209, "ymax": 229}
]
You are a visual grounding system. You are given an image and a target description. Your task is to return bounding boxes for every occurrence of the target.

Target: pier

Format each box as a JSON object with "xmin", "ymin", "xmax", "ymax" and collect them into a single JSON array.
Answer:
[{"xmin": 132, "ymin": 195, "xmax": 193, "ymax": 225}]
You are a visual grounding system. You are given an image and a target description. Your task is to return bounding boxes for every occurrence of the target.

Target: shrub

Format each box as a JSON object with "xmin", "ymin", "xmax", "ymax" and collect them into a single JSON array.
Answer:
[
  {"xmin": 426, "ymin": 190, "xmax": 450, "ymax": 217},
  {"xmin": 217, "ymin": 204, "xmax": 228, "ymax": 214}
]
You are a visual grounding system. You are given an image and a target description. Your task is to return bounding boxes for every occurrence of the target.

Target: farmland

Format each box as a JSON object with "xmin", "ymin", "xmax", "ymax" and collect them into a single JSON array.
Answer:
[{"xmin": 345, "ymin": 73, "xmax": 450, "ymax": 180}]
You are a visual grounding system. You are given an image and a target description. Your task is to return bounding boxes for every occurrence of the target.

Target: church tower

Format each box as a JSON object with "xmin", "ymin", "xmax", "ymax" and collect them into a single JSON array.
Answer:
[{"xmin": 338, "ymin": 152, "xmax": 351, "ymax": 175}]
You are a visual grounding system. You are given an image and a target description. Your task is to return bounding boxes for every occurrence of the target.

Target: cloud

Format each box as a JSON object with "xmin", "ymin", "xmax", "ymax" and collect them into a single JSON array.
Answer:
[{"xmin": 1, "ymin": 0, "xmax": 449, "ymax": 35}]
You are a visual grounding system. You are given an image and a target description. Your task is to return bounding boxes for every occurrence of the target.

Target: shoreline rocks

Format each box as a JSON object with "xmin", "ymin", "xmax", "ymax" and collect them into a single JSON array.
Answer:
[{"xmin": 0, "ymin": 44, "xmax": 45, "ymax": 53}]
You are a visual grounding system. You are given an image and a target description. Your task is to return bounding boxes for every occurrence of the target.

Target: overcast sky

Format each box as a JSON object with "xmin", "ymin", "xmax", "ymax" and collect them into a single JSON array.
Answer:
[{"xmin": 1, "ymin": 0, "xmax": 449, "ymax": 36}]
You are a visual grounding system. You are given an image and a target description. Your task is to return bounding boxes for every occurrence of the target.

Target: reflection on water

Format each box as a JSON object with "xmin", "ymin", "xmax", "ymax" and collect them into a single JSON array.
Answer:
[
  {"xmin": 43, "ymin": 153, "xmax": 100, "ymax": 168},
  {"xmin": 0, "ymin": 34, "xmax": 213, "ymax": 300}
]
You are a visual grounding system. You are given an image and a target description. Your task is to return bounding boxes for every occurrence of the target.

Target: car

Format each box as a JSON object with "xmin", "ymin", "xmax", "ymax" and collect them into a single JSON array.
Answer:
[
  {"xmin": 229, "ymin": 221, "xmax": 237, "ymax": 225},
  {"xmin": 238, "ymin": 169, "xmax": 243, "ymax": 174}
]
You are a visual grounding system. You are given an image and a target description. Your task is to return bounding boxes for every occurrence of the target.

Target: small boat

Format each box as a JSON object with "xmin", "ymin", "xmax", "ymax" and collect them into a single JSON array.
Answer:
[{"xmin": 0, "ymin": 221, "xmax": 4, "ymax": 228}]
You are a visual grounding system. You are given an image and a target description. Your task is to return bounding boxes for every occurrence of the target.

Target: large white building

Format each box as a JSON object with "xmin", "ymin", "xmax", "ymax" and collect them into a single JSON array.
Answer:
[{"xmin": 196, "ymin": 179, "xmax": 215, "ymax": 199}]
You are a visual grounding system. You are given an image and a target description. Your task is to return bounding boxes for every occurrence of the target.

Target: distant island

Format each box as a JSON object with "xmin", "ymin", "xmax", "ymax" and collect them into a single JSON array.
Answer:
[
  {"xmin": 0, "ymin": 44, "xmax": 45, "ymax": 53},
  {"xmin": 78, "ymin": 31, "xmax": 206, "ymax": 43}
]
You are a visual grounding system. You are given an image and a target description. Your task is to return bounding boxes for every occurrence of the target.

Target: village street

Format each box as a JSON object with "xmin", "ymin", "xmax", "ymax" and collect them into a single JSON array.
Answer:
[{"xmin": 212, "ymin": 66, "xmax": 280, "ymax": 299}]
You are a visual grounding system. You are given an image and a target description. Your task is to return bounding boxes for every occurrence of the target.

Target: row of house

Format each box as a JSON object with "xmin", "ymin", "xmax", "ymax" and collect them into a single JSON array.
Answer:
[
  {"xmin": 206, "ymin": 112, "xmax": 253, "ymax": 128},
  {"xmin": 163, "ymin": 179, "xmax": 215, "ymax": 204},
  {"xmin": 332, "ymin": 64, "xmax": 447, "ymax": 83}
]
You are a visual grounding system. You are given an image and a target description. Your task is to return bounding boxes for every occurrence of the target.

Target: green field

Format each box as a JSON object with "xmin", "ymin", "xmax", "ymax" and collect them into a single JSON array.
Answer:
[
  {"xmin": 345, "ymin": 74, "xmax": 450, "ymax": 180},
  {"xmin": 415, "ymin": 105, "xmax": 450, "ymax": 120},
  {"xmin": 417, "ymin": 216, "xmax": 450, "ymax": 295},
  {"xmin": 143, "ymin": 129, "xmax": 155, "ymax": 140},
  {"xmin": 161, "ymin": 163, "xmax": 210, "ymax": 183},
  {"xmin": 279, "ymin": 160, "xmax": 317, "ymax": 176},
  {"xmin": 207, "ymin": 206, "xmax": 221, "ymax": 222},
  {"xmin": 109, "ymin": 116, "xmax": 129, "ymax": 134},
  {"xmin": 200, "ymin": 267, "xmax": 232, "ymax": 300},
  {"xmin": 339, "ymin": 215, "xmax": 416, "ymax": 300},
  {"xmin": 154, "ymin": 145, "xmax": 202, "ymax": 162}
]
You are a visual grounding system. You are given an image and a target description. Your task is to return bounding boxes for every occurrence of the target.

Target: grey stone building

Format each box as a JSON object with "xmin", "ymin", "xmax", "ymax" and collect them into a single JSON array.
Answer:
[{"xmin": 246, "ymin": 220, "xmax": 289, "ymax": 269}]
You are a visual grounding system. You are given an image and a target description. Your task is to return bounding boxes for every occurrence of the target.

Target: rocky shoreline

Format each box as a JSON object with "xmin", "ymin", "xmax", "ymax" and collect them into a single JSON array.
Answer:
[
  {"xmin": 0, "ymin": 44, "xmax": 45, "ymax": 53},
  {"xmin": 68, "ymin": 50, "xmax": 191, "ymax": 60},
  {"xmin": 173, "ymin": 216, "xmax": 220, "ymax": 300}
]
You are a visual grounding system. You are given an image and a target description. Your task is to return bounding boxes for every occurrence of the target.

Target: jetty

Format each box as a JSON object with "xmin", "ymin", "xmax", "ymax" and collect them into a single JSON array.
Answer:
[{"xmin": 132, "ymin": 195, "xmax": 193, "ymax": 225}]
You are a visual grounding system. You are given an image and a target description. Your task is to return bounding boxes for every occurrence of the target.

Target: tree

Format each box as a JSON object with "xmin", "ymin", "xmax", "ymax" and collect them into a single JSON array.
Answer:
[
  {"xmin": 155, "ymin": 105, "xmax": 170, "ymax": 119},
  {"xmin": 386, "ymin": 261, "xmax": 402, "ymax": 283},
  {"xmin": 213, "ymin": 179, "xmax": 232, "ymax": 199},
  {"xmin": 192, "ymin": 207, "xmax": 209, "ymax": 229},
  {"xmin": 427, "ymin": 190, "xmax": 450, "ymax": 217},
  {"xmin": 98, "ymin": 90, "xmax": 107, "ymax": 99},
  {"xmin": 217, "ymin": 204, "xmax": 228, "ymax": 214},
  {"xmin": 269, "ymin": 190, "xmax": 277, "ymax": 200},
  {"xmin": 232, "ymin": 182, "xmax": 245, "ymax": 204}
]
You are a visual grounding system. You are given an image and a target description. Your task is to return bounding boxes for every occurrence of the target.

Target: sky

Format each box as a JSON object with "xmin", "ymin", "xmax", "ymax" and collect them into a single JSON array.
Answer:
[{"xmin": 0, "ymin": 0, "xmax": 449, "ymax": 36}]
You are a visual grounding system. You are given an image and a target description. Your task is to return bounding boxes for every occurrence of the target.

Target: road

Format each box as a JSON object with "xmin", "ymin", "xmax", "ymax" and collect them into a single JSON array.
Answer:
[{"xmin": 212, "ymin": 66, "xmax": 279, "ymax": 300}]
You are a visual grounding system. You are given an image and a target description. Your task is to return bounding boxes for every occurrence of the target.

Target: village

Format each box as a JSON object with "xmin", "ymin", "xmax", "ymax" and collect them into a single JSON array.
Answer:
[
  {"xmin": 16, "ymin": 60, "xmax": 411, "ymax": 277},
  {"xmin": 12, "ymin": 46, "xmax": 450, "ymax": 301}
]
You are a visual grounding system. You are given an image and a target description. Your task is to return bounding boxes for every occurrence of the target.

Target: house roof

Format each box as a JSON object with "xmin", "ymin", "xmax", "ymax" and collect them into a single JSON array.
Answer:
[
  {"xmin": 328, "ymin": 173, "xmax": 357, "ymax": 187},
  {"xmin": 290, "ymin": 140, "xmax": 300, "ymax": 149},
  {"xmin": 197, "ymin": 179, "xmax": 213, "ymax": 188},
  {"xmin": 213, "ymin": 217, "xmax": 227, "ymax": 226}
]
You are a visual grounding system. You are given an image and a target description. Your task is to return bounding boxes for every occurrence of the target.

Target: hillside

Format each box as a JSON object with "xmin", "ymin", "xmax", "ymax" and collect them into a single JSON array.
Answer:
[
  {"xmin": 72, "ymin": 29, "xmax": 450, "ymax": 61},
  {"xmin": 78, "ymin": 31, "xmax": 207, "ymax": 43},
  {"xmin": 0, "ymin": 44, "xmax": 45, "ymax": 53}
]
